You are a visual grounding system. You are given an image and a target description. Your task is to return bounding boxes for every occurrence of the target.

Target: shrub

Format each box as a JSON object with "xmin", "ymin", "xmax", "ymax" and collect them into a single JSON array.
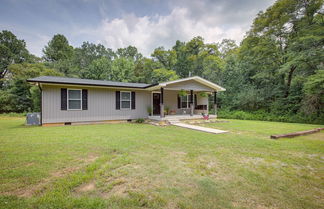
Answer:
[
  {"xmin": 164, "ymin": 106, "xmax": 170, "ymax": 115},
  {"xmin": 0, "ymin": 112, "xmax": 27, "ymax": 117},
  {"xmin": 135, "ymin": 118, "xmax": 145, "ymax": 123},
  {"xmin": 217, "ymin": 109, "xmax": 324, "ymax": 125}
]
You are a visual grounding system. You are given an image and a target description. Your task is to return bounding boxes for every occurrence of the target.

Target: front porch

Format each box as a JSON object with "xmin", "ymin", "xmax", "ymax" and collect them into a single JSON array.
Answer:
[{"xmin": 146, "ymin": 77, "xmax": 225, "ymax": 119}]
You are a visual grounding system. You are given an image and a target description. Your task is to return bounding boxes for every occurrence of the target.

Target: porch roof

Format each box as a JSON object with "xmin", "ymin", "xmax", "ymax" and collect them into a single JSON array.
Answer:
[{"xmin": 146, "ymin": 76, "xmax": 225, "ymax": 92}]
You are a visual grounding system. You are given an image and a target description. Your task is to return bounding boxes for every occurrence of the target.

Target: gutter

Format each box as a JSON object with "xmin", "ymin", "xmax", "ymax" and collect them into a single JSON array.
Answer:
[
  {"xmin": 37, "ymin": 82, "xmax": 42, "ymax": 126},
  {"xmin": 26, "ymin": 79, "xmax": 152, "ymax": 89},
  {"xmin": 144, "ymin": 83, "xmax": 159, "ymax": 88}
]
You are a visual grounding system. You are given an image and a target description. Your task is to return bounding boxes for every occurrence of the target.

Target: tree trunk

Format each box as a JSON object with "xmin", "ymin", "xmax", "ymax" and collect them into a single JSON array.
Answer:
[
  {"xmin": 284, "ymin": 66, "xmax": 296, "ymax": 98},
  {"xmin": 0, "ymin": 69, "xmax": 8, "ymax": 79}
]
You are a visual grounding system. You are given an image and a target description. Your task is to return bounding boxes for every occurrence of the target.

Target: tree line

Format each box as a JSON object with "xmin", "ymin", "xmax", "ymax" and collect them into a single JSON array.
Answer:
[{"xmin": 0, "ymin": 0, "xmax": 323, "ymax": 123}]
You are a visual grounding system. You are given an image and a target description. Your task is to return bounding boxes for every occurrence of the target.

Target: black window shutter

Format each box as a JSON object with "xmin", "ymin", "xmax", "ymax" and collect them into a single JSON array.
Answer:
[
  {"xmin": 131, "ymin": 92, "xmax": 136, "ymax": 109},
  {"xmin": 177, "ymin": 94, "xmax": 181, "ymax": 108},
  {"xmin": 116, "ymin": 91, "xmax": 120, "ymax": 110},
  {"xmin": 194, "ymin": 94, "xmax": 197, "ymax": 108},
  {"xmin": 61, "ymin": 88, "xmax": 67, "ymax": 110},
  {"xmin": 82, "ymin": 89, "xmax": 88, "ymax": 110}
]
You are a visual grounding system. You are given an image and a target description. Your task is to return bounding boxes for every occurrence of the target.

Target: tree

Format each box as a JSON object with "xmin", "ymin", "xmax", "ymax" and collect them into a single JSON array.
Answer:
[
  {"xmin": 42, "ymin": 34, "xmax": 76, "ymax": 76},
  {"xmin": 109, "ymin": 58, "xmax": 136, "ymax": 82},
  {"xmin": 172, "ymin": 40, "xmax": 189, "ymax": 78},
  {"xmin": 0, "ymin": 63, "xmax": 63, "ymax": 113},
  {"xmin": 0, "ymin": 30, "xmax": 29, "ymax": 80},
  {"xmin": 43, "ymin": 34, "xmax": 74, "ymax": 62},
  {"xmin": 8, "ymin": 63, "xmax": 62, "ymax": 80},
  {"xmin": 74, "ymin": 42, "xmax": 115, "ymax": 78},
  {"xmin": 302, "ymin": 69, "xmax": 324, "ymax": 116},
  {"xmin": 116, "ymin": 46, "xmax": 142, "ymax": 61},
  {"xmin": 218, "ymin": 39, "xmax": 238, "ymax": 58},
  {"xmin": 248, "ymin": 0, "xmax": 324, "ymax": 99},
  {"xmin": 226, "ymin": 0, "xmax": 324, "ymax": 116},
  {"xmin": 170, "ymin": 37, "xmax": 224, "ymax": 78},
  {"xmin": 134, "ymin": 58, "xmax": 160, "ymax": 83},
  {"xmin": 201, "ymin": 55, "xmax": 224, "ymax": 84},
  {"xmin": 151, "ymin": 68, "xmax": 178, "ymax": 83},
  {"xmin": 83, "ymin": 57, "xmax": 111, "ymax": 80},
  {"xmin": 151, "ymin": 47, "xmax": 176, "ymax": 70}
]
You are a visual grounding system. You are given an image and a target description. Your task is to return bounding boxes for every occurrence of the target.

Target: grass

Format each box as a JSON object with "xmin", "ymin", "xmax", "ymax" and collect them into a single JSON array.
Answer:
[{"xmin": 0, "ymin": 116, "xmax": 323, "ymax": 209}]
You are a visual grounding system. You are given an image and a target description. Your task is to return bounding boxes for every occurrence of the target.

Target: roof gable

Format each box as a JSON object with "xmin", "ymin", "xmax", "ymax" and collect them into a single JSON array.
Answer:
[{"xmin": 147, "ymin": 76, "xmax": 225, "ymax": 91}]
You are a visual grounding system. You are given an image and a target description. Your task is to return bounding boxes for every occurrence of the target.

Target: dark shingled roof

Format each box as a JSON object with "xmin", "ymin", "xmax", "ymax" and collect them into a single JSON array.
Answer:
[{"xmin": 27, "ymin": 76, "xmax": 155, "ymax": 88}]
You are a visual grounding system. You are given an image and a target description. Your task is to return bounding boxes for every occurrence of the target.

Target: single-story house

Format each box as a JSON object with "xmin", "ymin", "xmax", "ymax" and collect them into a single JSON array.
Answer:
[{"xmin": 27, "ymin": 76, "xmax": 225, "ymax": 126}]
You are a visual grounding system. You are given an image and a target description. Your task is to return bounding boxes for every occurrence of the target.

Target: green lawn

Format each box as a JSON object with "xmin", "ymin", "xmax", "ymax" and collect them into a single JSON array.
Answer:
[{"xmin": 0, "ymin": 116, "xmax": 323, "ymax": 209}]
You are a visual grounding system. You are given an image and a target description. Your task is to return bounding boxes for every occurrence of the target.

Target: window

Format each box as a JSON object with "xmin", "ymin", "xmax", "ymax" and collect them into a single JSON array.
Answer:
[
  {"xmin": 181, "ymin": 95, "xmax": 188, "ymax": 108},
  {"xmin": 180, "ymin": 95, "xmax": 195, "ymax": 109},
  {"xmin": 120, "ymin": 91, "xmax": 131, "ymax": 109},
  {"xmin": 68, "ymin": 89, "xmax": 82, "ymax": 110}
]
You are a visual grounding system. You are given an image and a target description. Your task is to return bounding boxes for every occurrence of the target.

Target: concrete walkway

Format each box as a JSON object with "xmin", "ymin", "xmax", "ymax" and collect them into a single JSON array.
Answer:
[{"xmin": 171, "ymin": 121, "xmax": 228, "ymax": 134}]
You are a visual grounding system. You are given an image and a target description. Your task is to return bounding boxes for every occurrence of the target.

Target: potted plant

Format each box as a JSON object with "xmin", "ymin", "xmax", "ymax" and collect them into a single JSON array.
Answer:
[
  {"xmin": 164, "ymin": 106, "xmax": 170, "ymax": 115},
  {"xmin": 147, "ymin": 106, "xmax": 152, "ymax": 116}
]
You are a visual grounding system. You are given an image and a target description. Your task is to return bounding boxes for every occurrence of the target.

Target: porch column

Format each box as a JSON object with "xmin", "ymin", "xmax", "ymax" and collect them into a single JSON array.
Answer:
[
  {"xmin": 213, "ymin": 91, "xmax": 217, "ymax": 116},
  {"xmin": 160, "ymin": 87, "xmax": 164, "ymax": 118},
  {"xmin": 190, "ymin": 90, "xmax": 194, "ymax": 116}
]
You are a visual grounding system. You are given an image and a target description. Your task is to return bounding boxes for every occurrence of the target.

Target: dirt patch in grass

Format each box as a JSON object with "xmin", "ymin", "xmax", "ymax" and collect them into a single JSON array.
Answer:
[
  {"xmin": 232, "ymin": 200, "xmax": 279, "ymax": 209},
  {"xmin": 83, "ymin": 154, "xmax": 99, "ymax": 163},
  {"xmin": 104, "ymin": 178, "xmax": 129, "ymax": 198},
  {"xmin": 75, "ymin": 181, "xmax": 96, "ymax": 193},
  {"xmin": 3, "ymin": 153, "xmax": 99, "ymax": 197}
]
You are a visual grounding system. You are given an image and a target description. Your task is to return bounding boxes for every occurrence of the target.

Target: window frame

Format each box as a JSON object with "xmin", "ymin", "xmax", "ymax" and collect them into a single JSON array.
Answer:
[
  {"xmin": 67, "ymin": 89, "xmax": 82, "ymax": 110},
  {"xmin": 120, "ymin": 91, "xmax": 132, "ymax": 110},
  {"xmin": 180, "ymin": 94, "xmax": 195, "ymax": 109}
]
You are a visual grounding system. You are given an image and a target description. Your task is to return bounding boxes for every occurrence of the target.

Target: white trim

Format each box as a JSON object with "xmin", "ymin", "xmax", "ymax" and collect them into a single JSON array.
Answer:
[
  {"xmin": 40, "ymin": 83, "xmax": 148, "ymax": 91},
  {"xmin": 120, "ymin": 91, "xmax": 131, "ymax": 110},
  {"xmin": 146, "ymin": 76, "xmax": 226, "ymax": 92},
  {"xmin": 151, "ymin": 92, "xmax": 161, "ymax": 115},
  {"xmin": 67, "ymin": 89, "xmax": 82, "ymax": 110}
]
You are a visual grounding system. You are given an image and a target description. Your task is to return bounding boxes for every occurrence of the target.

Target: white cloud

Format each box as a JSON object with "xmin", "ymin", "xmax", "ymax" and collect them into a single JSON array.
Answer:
[
  {"xmin": 2, "ymin": 0, "xmax": 275, "ymax": 56},
  {"xmin": 26, "ymin": 34, "xmax": 51, "ymax": 56},
  {"xmin": 95, "ymin": 7, "xmax": 249, "ymax": 56}
]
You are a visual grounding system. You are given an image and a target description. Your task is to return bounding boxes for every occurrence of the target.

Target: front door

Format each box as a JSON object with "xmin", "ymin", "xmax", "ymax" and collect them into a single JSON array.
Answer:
[{"xmin": 153, "ymin": 93, "xmax": 160, "ymax": 115}]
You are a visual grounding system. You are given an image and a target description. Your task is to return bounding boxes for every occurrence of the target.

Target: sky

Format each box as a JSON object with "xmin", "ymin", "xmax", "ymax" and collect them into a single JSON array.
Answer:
[{"xmin": 0, "ymin": 0, "xmax": 276, "ymax": 57}]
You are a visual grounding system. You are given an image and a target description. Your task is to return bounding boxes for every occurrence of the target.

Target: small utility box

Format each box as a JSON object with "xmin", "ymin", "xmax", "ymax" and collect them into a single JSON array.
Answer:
[{"xmin": 26, "ymin": 113, "xmax": 41, "ymax": 125}]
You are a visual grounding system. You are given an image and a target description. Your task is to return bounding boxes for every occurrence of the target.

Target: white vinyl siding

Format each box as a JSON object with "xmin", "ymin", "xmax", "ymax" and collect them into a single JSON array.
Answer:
[
  {"xmin": 68, "ymin": 89, "xmax": 82, "ymax": 110},
  {"xmin": 42, "ymin": 86, "xmax": 150, "ymax": 123}
]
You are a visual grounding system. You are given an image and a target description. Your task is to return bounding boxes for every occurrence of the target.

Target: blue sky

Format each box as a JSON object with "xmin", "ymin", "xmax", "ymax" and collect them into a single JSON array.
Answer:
[{"xmin": 0, "ymin": 0, "xmax": 275, "ymax": 56}]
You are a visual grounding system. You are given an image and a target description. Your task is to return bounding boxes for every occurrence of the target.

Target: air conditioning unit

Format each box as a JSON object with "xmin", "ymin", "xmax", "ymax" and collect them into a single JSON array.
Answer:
[{"xmin": 26, "ymin": 112, "xmax": 41, "ymax": 125}]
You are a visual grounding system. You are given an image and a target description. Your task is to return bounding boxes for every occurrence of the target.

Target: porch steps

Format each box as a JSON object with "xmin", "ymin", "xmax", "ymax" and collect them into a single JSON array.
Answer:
[{"xmin": 171, "ymin": 122, "xmax": 228, "ymax": 134}]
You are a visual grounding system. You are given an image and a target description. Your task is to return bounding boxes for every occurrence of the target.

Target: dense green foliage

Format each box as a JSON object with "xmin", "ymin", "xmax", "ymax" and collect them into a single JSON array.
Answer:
[
  {"xmin": 0, "ymin": 0, "xmax": 323, "ymax": 123},
  {"xmin": 217, "ymin": 109, "xmax": 324, "ymax": 124}
]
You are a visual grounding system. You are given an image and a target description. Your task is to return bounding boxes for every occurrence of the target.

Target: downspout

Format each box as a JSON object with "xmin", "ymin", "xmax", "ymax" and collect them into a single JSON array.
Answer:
[{"xmin": 38, "ymin": 82, "xmax": 42, "ymax": 126}]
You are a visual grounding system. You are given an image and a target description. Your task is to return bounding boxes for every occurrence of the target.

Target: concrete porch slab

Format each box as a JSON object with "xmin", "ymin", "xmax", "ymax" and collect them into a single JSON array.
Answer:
[{"xmin": 148, "ymin": 114, "xmax": 216, "ymax": 121}]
